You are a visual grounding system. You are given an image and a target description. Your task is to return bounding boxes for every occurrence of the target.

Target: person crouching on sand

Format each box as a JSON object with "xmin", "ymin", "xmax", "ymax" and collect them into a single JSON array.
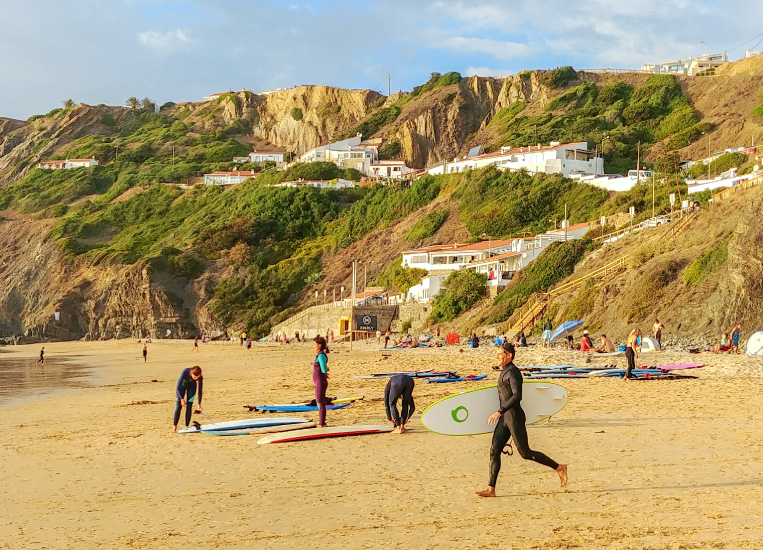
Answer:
[
  {"xmin": 385, "ymin": 374, "xmax": 415, "ymax": 434},
  {"xmin": 312, "ymin": 336, "xmax": 329, "ymax": 427},
  {"xmin": 476, "ymin": 342, "xmax": 567, "ymax": 498},
  {"xmin": 173, "ymin": 366, "xmax": 203, "ymax": 433}
]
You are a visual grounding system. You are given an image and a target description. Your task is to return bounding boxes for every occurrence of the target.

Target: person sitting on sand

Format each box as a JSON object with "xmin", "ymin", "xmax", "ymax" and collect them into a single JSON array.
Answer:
[
  {"xmin": 385, "ymin": 374, "xmax": 415, "ymax": 434},
  {"xmin": 514, "ymin": 331, "xmax": 527, "ymax": 347},
  {"xmin": 173, "ymin": 366, "xmax": 203, "ymax": 433},
  {"xmin": 730, "ymin": 324, "xmax": 742, "ymax": 354},
  {"xmin": 714, "ymin": 333, "xmax": 731, "ymax": 353},
  {"xmin": 565, "ymin": 334, "xmax": 574, "ymax": 350},
  {"xmin": 597, "ymin": 334, "xmax": 615, "ymax": 353},
  {"xmin": 579, "ymin": 331, "xmax": 594, "ymax": 352},
  {"xmin": 475, "ymin": 342, "xmax": 567, "ymax": 498},
  {"xmin": 469, "ymin": 333, "xmax": 480, "ymax": 349}
]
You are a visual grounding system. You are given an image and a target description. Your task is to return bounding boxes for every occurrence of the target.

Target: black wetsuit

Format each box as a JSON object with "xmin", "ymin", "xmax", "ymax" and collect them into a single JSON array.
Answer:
[
  {"xmin": 489, "ymin": 362, "xmax": 558, "ymax": 488},
  {"xmin": 174, "ymin": 368, "xmax": 203, "ymax": 427},
  {"xmin": 384, "ymin": 374, "xmax": 415, "ymax": 427},
  {"xmin": 624, "ymin": 346, "xmax": 636, "ymax": 379}
]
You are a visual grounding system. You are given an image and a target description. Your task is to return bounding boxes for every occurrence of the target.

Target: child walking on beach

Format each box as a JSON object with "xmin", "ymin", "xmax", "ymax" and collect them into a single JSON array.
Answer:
[
  {"xmin": 173, "ymin": 366, "xmax": 203, "ymax": 433},
  {"xmin": 312, "ymin": 336, "xmax": 329, "ymax": 427}
]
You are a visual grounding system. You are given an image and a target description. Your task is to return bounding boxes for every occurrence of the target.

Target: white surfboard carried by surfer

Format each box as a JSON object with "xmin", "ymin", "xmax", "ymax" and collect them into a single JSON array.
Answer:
[{"xmin": 420, "ymin": 382, "xmax": 568, "ymax": 436}]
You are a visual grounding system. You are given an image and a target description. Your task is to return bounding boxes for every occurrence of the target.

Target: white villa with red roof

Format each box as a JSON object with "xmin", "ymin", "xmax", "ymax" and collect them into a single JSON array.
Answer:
[
  {"xmin": 401, "ymin": 222, "xmax": 590, "ymax": 301},
  {"xmin": 36, "ymin": 158, "xmax": 99, "ymax": 170},
  {"xmin": 426, "ymin": 141, "xmax": 603, "ymax": 178},
  {"xmin": 369, "ymin": 159, "xmax": 415, "ymax": 180}
]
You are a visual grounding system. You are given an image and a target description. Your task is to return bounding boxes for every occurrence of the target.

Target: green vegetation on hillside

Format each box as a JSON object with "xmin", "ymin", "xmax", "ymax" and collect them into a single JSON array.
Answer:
[
  {"xmin": 684, "ymin": 239, "xmax": 729, "ymax": 285},
  {"xmin": 430, "ymin": 269, "xmax": 487, "ymax": 323},
  {"xmin": 452, "ymin": 166, "xmax": 608, "ymax": 237},
  {"xmin": 412, "ymin": 72, "xmax": 462, "ymax": 97},
  {"xmin": 406, "ymin": 209, "xmax": 449, "ymax": 240},
  {"xmin": 374, "ymin": 263, "xmax": 427, "ymax": 294},
  {"xmin": 540, "ymin": 67, "xmax": 578, "ymax": 88}
]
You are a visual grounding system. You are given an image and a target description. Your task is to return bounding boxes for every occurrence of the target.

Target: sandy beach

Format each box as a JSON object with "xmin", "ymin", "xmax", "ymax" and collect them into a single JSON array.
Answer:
[{"xmin": 1, "ymin": 339, "xmax": 762, "ymax": 549}]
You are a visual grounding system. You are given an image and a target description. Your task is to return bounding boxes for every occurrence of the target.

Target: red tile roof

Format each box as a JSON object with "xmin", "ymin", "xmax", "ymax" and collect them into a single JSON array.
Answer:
[{"xmin": 403, "ymin": 239, "xmax": 517, "ymax": 255}]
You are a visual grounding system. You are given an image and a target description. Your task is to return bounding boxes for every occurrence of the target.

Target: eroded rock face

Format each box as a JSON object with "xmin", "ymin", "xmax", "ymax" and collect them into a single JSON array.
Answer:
[{"xmin": 712, "ymin": 190, "xmax": 763, "ymax": 329}]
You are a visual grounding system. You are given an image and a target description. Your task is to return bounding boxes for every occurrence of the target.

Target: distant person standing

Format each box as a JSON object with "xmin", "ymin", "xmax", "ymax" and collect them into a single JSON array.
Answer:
[
  {"xmin": 36, "ymin": 346, "xmax": 45, "ymax": 365},
  {"xmin": 142, "ymin": 344, "xmax": 148, "ymax": 362},
  {"xmin": 652, "ymin": 319, "xmax": 665, "ymax": 348},
  {"xmin": 312, "ymin": 336, "xmax": 330, "ymax": 427},
  {"xmin": 192, "ymin": 337, "xmax": 199, "ymax": 352},
  {"xmin": 173, "ymin": 366, "xmax": 203, "ymax": 433},
  {"xmin": 384, "ymin": 329, "xmax": 391, "ymax": 348},
  {"xmin": 436, "ymin": 326, "xmax": 441, "ymax": 339},
  {"xmin": 165, "ymin": 328, "xmax": 172, "ymax": 339},
  {"xmin": 730, "ymin": 324, "xmax": 742, "ymax": 353},
  {"xmin": 541, "ymin": 319, "xmax": 553, "ymax": 347},
  {"xmin": 384, "ymin": 374, "xmax": 415, "ymax": 434},
  {"xmin": 624, "ymin": 328, "xmax": 641, "ymax": 380},
  {"xmin": 376, "ymin": 329, "xmax": 382, "ymax": 344}
]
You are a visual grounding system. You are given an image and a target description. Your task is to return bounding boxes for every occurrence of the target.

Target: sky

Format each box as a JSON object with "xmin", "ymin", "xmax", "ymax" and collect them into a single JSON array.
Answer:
[{"xmin": 1, "ymin": 0, "xmax": 763, "ymax": 120}]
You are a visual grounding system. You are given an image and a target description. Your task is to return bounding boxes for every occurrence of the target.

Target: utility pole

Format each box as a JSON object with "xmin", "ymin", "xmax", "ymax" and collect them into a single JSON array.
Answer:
[
  {"xmin": 172, "ymin": 145, "xmax": 175, "ymax": 167},
  {"xmin": 636, "ymin": 141, "xmax": 641, "ymax": 186},
  {"xmin": 388, "ymin": 74, "xmax": 391, "ymax": 97},
  {"xmin": 564, "ymin": 203, "xmax": 568, "ymax": 241},
  {"xmin": 652, "ymin": 173, "xmax": 655, "ymax": 218}
]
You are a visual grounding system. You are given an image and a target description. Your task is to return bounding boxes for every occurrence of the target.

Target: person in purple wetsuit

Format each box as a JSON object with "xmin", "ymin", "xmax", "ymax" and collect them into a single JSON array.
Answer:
[{"xmin": 312, "ymin": 336, "xmax": 329, "ymax": 427}]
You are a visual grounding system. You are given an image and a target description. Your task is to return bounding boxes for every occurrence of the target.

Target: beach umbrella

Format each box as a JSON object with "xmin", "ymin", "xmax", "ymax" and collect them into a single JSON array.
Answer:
[{"xmin": 550, "ymin": 320, "xmax": 584, "ymax": 341}]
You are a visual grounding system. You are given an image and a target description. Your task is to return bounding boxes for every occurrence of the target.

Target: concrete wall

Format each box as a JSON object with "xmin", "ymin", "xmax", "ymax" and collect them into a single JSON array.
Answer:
[
  {"xmin": 270, "ymin": 304, "xmax": 353, "ymax": 340},
  {"xmin": 394, "ymin": 301, "xmax": 432, "ymax": 333}
]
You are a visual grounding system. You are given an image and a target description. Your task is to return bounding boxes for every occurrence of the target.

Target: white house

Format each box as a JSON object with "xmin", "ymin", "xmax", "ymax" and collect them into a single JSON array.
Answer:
[
  {"xmin": 425, "ymin": 141, "xmax": 603, "ymax": 178},
  {"xmin": 250, "ymin": 151, "xmax": 286, "ymax": 164},
  {"xmin": 298, "ymin": 135, "xmax": 379, "ymax": 174},
  {"xmin": 203, "ymin": 89, "xmax": 252, "ymax": 102},
  {"xmin": 36, "ymin": 158, "xmax": 99, "ymax": 170},
  {"xmin": 656, "ymin": 53, "xmax": 728, "ymax": 76},
  {"xmin": 273, "ymin": 178, "xmax": 356, "ymax": 189},
  {"xmin": 401, "ymin": 222, "xmax": 590, "ymax": 301},
  {"xmin": 686, "ymin": 168, "xmax": 762, "ymax": 194},
  {"xmin": 369, "ymin": 159, "xmax": 415, "ymax": 180},
  {"xmin": 586, "ymin": 169, "xmax": 655, "ymax": 192},
  {"xmin": 204, "ymin": 170, "xmax": 258, "ymax": 186}
]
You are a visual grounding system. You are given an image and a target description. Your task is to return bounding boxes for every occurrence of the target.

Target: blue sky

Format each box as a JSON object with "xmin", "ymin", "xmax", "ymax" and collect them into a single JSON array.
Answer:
[{"xmin": 1, "ymin": 0, "xmax": 762, "ymax": 120}]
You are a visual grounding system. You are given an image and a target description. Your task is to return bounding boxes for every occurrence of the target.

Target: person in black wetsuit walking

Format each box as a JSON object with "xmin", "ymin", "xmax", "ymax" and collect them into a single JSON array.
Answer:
[
  {"xmin": 476, "ymin": 342, "xmax": 567, "ymax": 497},
  {"xmin": 384, "ymin": 374, "xmax": 415, "ymax": 434}
]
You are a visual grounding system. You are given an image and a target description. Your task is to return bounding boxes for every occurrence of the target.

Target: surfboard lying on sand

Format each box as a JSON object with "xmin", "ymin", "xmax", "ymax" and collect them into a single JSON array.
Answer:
[
  {"xmin": 653, "ymin": 363, "xmax": 705, "ymax": 371},
  {"xmin": 204, "ymin": 422, "xmax": 317, "ymax": 436},
  {"xmin": 179, "ymin": 417, "xmax": 311, "ymax": 433},
  {"xmin": 257, "ymin": 425, "xmax": 394, "ymax": 444},
  {"xmin": 425, "ymin": 374, "xmax": 488, "ymax": 383},
  {"xmin": 353, "ymin": 369, "xmax": 436, "ymax": 379},
  {"xmin": 253, "ymin": 402, "xmax": 352, "ymax": 412},
  {"xmin": 271, "ymin": 396, "xmax": 364, "ymax": 406},
  {"xmin": 421, "ymin": 382, "xmax": 568, "ymax": 436},
  {"xmin": 584, "ymin": 351, "xmax": 624, "ymax": 357}
]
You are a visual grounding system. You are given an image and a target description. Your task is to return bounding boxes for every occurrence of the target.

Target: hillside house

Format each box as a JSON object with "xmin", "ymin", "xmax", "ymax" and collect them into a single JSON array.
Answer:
[
  {"xmin": 298, "ymin": 136, "xmax": 378, "ymax": 174},
  {"xmin": 425, "ymin": 141, "xmax": 603, "ymax": 178},
  {"xmin": 250, "ymin": 151, "xmax": 286, "ymax": 164},
  {"xmin": 655, "ymin": 53, "xmax": 728, "ymax": 76},
  {"xmin": 369, "ymin": 159, "xmax": 415, "ymax": 180},
  {"xmin": 36, "ymin": 158, "xmax": 99, "ymax": 170},
  {"xmin": 401, "ymin": 222, "xmax": 589, "ymax": 302},
  {"xmin": 203, "ymin": 170, "xmax": 258, "ymax": 186},
  {"xmin": 203, "ymin": 89, "xmax": 252, "ymax": 101}
]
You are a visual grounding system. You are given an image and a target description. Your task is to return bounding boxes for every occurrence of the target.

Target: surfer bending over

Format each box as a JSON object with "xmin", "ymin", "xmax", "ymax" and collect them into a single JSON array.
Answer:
[
  {"xmin": 384, "ymin": 374, "xmax": 415, "ymax": 434},
  {"xmin": 313, "ymin": 336, "xmax": 329, "ymax": 427},
  {"xmin": 476, "ymin": 342, "xmax": 567, "ymax": 497},
  {"xmin": 173, "ymin": 366, "xmax": 203, "ymax": 433}
]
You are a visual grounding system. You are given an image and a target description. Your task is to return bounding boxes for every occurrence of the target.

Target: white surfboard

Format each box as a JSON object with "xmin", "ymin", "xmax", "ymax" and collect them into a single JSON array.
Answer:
[
  {"xmin": 257, "ymin": 424, "xmax": 394, "ymax": 444},
  {"xmin": 179, "ymin": 417, "xmax": 310, "ymax": 434},
  {"xmin": 421, "ymin": 382, "xmax": 568, "ymax": 436},
  {"xmin": 204, "ymin": 422, "xmax": 317, "ymax": 436}
]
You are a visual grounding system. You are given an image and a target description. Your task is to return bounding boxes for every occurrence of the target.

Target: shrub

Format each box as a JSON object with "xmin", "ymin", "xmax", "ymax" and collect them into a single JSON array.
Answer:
[
  {"xmin": 430, "ymin": 270, "xmax": 487, "ymax": 323},
  {"xmin": 406, "ymin": 209, "xmax": 449, "ymax": 240},
  {"xmin": 684, "ymin": 239, "xmax": 728, "ymax": 285},
  {"xmin": 290, "ymin": 107, "xmax": 303, "ymax": 121},
  {"xmin": 401, "ymin": 319, "xmax": 413, "ymax": 333},
  {"xmin": 752, "ymin": 90, "xmax": 763, "ymax": 116},
  {"xmin": 540, "ymin": 66, "xmax": 577, "ymax": 88},
  {"xmin": 346, "ymin": 105, "xmax": 400, "ymax": 139},
  {"xmin": 379, "ymin": 140, "xmax": 401, "ymax": 160},
  {"xmin": 713, "ymin": 152, "xmax": 748, "ymax": 174},
  {"xmin": 546, "ymin": 82, "xmax": 598, "ymax": 111},
  {"xmin": 374, "ymin": 263, "xmax": 427, "ymax": 293},
  {"xmin": 411, "ymin": 71, "xmax": 462, "ymax": 97}
]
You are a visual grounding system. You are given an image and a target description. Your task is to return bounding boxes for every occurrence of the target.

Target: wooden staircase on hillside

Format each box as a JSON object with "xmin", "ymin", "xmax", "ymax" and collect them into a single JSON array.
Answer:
[{"xmin": 506, "ymin": 254, "xmax": 632, "ymax": 334}]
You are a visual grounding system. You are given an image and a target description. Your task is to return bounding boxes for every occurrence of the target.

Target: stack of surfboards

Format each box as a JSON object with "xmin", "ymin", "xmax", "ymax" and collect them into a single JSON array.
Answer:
[{"xmin": 178, "ymin": 417, "xmax": 312, "ymax": 435}]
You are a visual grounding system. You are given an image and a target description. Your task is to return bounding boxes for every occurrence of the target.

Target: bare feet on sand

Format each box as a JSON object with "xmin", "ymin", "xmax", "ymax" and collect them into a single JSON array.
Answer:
[
  {"xmin": 173, "ymin": 425, "xmax": 178, "ymax": 433},
  {"xmin": 557, "ymin": 464, "xmax": 568, "ymax": 487},
  {"xmin": 475, "ymin": 487, "xmax": 496, "ymax": 497},
  {"xmin": 390, "ymin": 425, "xmax": 405, "ymax": 434}
]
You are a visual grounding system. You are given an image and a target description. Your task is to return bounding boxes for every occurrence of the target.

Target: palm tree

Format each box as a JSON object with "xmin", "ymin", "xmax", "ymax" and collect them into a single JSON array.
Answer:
[
  {"xmin": 125, "ymin": 97, "xmax": 139, "ymax": 110},
  {"xmin": 63, "ymin": 99, "xmax": 75, "ymax": 108}
]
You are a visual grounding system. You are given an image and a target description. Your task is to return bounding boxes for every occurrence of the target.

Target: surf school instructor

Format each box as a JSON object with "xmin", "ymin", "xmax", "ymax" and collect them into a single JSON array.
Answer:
[{"xmin": 476, "ymin": 342, "xmax": 567, "ymax": 497}]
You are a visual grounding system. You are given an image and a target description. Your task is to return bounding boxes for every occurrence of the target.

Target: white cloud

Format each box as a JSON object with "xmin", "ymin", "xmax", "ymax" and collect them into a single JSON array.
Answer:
[
  {"xmin": 463, "ymin": 66, "xmax": 513, "ymax": 77},
  {"xmin": 138, "ymin": 29, "xmax": 192, "ymax": 52},
  {"xmin": 439, "ymin": 36, "xmax": 532, "ymax": 61}
]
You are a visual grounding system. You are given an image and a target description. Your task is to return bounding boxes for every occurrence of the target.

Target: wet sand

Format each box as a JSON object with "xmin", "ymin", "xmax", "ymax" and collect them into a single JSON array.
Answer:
[{"xmin": 0, "ymin": 340, "xmax": 762, "ymax": 549}]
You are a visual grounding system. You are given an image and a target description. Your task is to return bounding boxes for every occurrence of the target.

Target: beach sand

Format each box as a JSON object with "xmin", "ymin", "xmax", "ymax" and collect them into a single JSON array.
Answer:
[{"xmin": 1, "ymin": 339, "xmax": 762, "ymax": 549}]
